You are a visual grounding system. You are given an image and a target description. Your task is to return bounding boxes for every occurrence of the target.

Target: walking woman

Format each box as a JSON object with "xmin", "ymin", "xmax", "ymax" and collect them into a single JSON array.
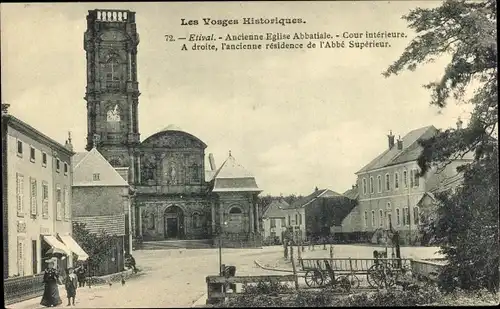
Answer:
[{"xmin": 40, "ymin": 258, "xmax": 63, "ymax": 307}]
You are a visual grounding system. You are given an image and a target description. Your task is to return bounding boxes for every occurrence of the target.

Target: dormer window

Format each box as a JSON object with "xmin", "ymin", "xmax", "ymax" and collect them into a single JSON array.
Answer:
[{"xmin": 93, "ymin": 173, "xmax": 100, "ymax": 181}]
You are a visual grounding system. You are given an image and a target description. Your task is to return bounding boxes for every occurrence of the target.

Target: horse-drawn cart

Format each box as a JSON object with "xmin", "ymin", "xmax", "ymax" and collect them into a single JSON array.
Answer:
[{"xmin": 299, "ymin": 257, "xmax": 412, "ymax": 289}]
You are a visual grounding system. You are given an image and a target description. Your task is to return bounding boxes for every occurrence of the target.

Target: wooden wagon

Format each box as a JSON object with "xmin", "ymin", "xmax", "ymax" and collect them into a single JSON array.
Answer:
[{"xmin": 299, "ymin": 257, "xmax": 412, "ymax": 289}]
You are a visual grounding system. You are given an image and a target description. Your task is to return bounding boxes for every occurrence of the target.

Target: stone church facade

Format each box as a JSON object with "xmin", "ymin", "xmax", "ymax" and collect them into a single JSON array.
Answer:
[{"xmin": 82, "ymin": 9, "xmax": 262, "ymax": 245}]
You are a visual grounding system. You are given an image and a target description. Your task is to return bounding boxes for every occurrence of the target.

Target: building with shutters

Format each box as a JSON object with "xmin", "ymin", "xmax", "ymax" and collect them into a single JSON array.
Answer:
[
  {"xmin": 340, "ymin": 124, "xmax": 473, "ymax": 245},
  {"xmin": 2, "ymin": 104, "xmax": 75, "ymax": 279},
  {"xmin": 71, "ymin": 146, "xmax": 132, "ymax": 276},
  {"xmin": 81, "ymin": 9, "xmax": 262, "ymax": 247}
]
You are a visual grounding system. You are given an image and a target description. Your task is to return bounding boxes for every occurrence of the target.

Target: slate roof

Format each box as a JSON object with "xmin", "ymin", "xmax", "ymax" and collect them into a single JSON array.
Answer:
[
  {"xmin": 343, "ymin": 185, "xmax": 359, "ymax": 200},
  {"xmin": 290, "ymin": 189, "xmax": 344, "ymax": 209},
  {"xmin": 356, "ymin": 126, "xmax": 438, "ymax": 174},
  {"xmin": 72, "ymin": 147, "xmax": 129, "ymax": 187},
  {"xmin": 74, "ymin": 214, "xmax": 125, "ymax": 236},
  {"xmin": 212, "ymin": 153, "xmax": 261, "ymax": 192},
  {"xmin": 263, "ymin": 199, "xmax": 290, "ymax": 218}
]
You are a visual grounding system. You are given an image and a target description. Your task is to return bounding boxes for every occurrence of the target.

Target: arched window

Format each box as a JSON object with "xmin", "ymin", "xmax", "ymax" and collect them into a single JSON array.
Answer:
[
  {"xmin": 229, "ymin": 207, "xmax": 242, "ymax": 214},
  {"xmin": 104, "ymin": 57, "xmax": 120, "ymax": 81}
]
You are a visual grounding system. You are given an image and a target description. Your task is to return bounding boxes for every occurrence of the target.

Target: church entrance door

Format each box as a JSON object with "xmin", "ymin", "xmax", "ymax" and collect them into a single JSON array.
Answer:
[{"xmin": 164, "ymin": 206, "xmax": 184, "ymax": 239}]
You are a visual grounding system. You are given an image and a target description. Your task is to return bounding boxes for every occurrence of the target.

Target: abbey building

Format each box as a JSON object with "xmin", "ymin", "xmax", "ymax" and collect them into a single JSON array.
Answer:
[{"xmin": 83, "ymin": 9, "xmax": 262, "ymax": 245}]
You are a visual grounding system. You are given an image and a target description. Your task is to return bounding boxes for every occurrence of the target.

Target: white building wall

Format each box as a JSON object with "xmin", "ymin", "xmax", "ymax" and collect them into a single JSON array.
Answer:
[{"xmin": 7, "ymin": 127, "xmax": 73, "ymax": 277}]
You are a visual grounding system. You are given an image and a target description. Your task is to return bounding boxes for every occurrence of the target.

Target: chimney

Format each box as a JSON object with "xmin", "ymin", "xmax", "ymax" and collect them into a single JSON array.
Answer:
[
  {"xmin": 64, "ymin": 131, "xmax": 74, "ymax": 151},
  {"xmin": 387, "ymin": 130, "xmax": 395, "ymax": 149},
  {"xmin": 208, "ymin": 153, "xmax": 217, "ymax": 171},
  {"xmin": 1, "ymin": 103, "xmax": 10, "ymax": 116},
  {"xmin": 397, "ymin": 135, "xmax": 403, "ymax": 150},
  {"xmin": 456, "ymin": 117, "xmax": 463, "ymax": 130},
  {"xmin": 315, "ymin": 186, "xmax": 319, "ymax": 192}
]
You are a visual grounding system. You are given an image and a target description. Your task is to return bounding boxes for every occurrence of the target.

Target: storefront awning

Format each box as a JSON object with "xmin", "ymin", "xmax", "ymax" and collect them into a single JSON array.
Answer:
[
  {"xmin": 60, "ymin": 235, "xmax": 89, "ymax": 261},
  {"xmin": 43, "ymin": 235, "xmax": 72, "ymax": 256}
]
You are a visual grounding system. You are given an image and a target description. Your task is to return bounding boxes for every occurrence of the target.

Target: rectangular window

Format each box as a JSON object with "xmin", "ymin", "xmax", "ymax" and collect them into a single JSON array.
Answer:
[
  {"xmin": 369, "ymin": 177, "xmax": 374, "ymax": 194},
  {"xmin": 394, "ymin": 172, "xmax": 399, "ymax": 189},
  {"xmin": 406, "ymin": 207, "xmax": 411, "ymax": 225},
  {"xmin": 363, "ymin": 211, "xmax": 368, "ymax": 227},
  {"xmin": 288, "ymin": 215, "xmax": 291, "ymax": 226},
  {"xmin": 387, "ymin": 213, "xmax": 392, "ymax": 228},
  {"xmin": 93, "ymin": 173, "xmax": 100, "ymax": 181},
  {"xmin": 64, "ymin": 186, "xmax": 70, "ymax": 220},
  {"xmin": 270, "ymin": 219, "xmax": 276, "ymax": 228},
  {"xmin": 42, "ymin": 152, "xmax": 47, "ymax": 167},
  {"xmin": 30, "ymin": 177, "xmax": 37, "ymax": 216},
  {"xmin": 17, "ymin": 140, "xmax": 23, "ymax": 157},
  {"xmin": 385, "ymin": 174, "xmax": 391, "ymax": 191},
  {"xmin": 280, "ymin": 218, "xmax": 285, "ymax": 227},
  {"xmin": 362, "ymin": 178, "xmax": 367, "ymax": 195},
  {"xmin": 379, "ymin": 209, "xmax": 383, "ymax": 227},
  {"xmin": 56, "ymin": 187, "xmax": 62, "ymax": 221},
  {"xmin": 295, "ymin": 214, "xmax": 298, "ymax": 225},
  {"xmin": 17, "ymin": 237, "xmax": 25, "ymax": 276},
  {"xmin": 371, "ymin": 210, "xmax": 375, "ymax": 226},
  {"xmin": 56, "ymin": 159, "xmax": 60, "ymax": 172},
  {"xmin": 32, "ymin": 240, "xmax": 38, "ymax": 275},
  {"xmin": 298, "ymin": 214, "xmax": 302, "ymax": 225},
  {"xmin": 414, "ymin": 207, "xmax": 420, "ymax": 225},
  {"xmin": 403, "ymin": 170, "xmax": 408, "ymax": 188},
  {"xmin": 64, "ymin": 163, "xmax": 68, "ymax": 176},
  {"xmin": 396, "ymin": 208, "xmax": 401, "ymax": 226},
  {"xmin": 377, "ymin": 176, "xmax": 382, "ymax": 193},
  {"xmin": 30, "ymin": 147, "xmax": 35, "ymax": 163},
  {"xmin": 16, "ymin": 173, "xmax": 24, "ymax": 217}
]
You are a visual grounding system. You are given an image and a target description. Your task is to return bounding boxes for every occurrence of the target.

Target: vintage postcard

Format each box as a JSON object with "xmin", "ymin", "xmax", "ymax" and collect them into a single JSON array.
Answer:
[{"xmin": 2, "ymin": 1, "xmax": 498, "ymax": 308}]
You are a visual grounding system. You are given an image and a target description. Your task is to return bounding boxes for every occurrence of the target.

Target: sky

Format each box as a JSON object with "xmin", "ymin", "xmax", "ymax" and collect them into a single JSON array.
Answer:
[{"xmin": 1, "ymin": 1, "xmax": 472, "ymax": 196}]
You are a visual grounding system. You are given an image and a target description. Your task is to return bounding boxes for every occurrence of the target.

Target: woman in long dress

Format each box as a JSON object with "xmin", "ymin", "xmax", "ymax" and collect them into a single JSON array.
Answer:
[{"xmin": 40, "ymin": 259, "xmax": 63, "ymax": 307}]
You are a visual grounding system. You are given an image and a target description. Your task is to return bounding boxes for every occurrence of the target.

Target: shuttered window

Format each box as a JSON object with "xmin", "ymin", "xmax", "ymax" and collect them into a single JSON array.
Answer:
[
  {"xmin": 30, "ymin": 178, "xmax": 37, "ymax": 216},
  {"xmin": 56, "ymin": 187, "xmax": 62, "ymax": 221},
  {"xmin": 16, "ymin": 173, "xmax": 25, "ymax": 217},
  {"xmin": 64, "ymin": 187, "xmax": 70, "ymax": 220},
  {"xmin": 42, "ymin": 182, "xmax": 49, "ymax": 218}
]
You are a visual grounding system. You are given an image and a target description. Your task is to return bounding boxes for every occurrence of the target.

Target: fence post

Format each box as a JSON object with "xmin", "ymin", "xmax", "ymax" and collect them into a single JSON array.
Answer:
[{"xmin": 290, "ymin": 246, "xmax": 299, "ymax": 290}]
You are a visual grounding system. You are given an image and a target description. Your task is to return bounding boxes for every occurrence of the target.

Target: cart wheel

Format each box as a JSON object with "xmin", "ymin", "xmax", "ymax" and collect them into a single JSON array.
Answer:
[
  {"xmin": 367, "ymin": 264, "xmax": 384, "ymax": 288},
  {"xmin": 305, "ymin": 270, "xmax": 323, "ymax": 288},
  {"xmin": 345, "ymin": 274, "xmax": 360, "ymax": 289},
  {"xmin": 322, "ymin": 271, "xmax": 332, "ymax": 287},
  {"xmin": 337, "ymin": 276, "xmax": 351, "ymax": 293}
]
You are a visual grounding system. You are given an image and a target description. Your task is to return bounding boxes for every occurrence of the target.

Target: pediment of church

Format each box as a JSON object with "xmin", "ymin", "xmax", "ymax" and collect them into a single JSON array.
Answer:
[{"xmin": 141, "ymin": 130, "xmax": 207, "ymax": 149}]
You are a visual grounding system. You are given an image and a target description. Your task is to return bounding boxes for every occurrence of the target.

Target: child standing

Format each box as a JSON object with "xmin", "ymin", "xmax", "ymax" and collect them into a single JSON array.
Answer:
[{"xmin": 64, "ymin": 267, "xmax": 78, "ymax": 306}]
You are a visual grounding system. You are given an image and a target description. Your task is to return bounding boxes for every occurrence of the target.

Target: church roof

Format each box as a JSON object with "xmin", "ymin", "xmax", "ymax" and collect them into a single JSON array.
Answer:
[
  {"xmin": 72, "ymin": 147, "xmax": 129, "ymax": 187},
  {"xmin": 212, "ymin": 152, "xmax": 261, "ymax": 193}
]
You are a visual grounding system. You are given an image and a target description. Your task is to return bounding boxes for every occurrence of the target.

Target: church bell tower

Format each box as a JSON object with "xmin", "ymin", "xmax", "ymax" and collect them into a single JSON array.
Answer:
[{"xmin": 84, "ymin": 9, "xmax": 140, "ymax": 183}]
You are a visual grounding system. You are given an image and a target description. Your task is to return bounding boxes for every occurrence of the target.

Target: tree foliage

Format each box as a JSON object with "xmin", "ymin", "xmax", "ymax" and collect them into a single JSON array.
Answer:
[
  {"xmin": 385, "ymin": 0, "xmax": 498, "ymax": 293},
  {"xmin": 72, "ymin": 222, "xmax": 116, "ymax": 275}
]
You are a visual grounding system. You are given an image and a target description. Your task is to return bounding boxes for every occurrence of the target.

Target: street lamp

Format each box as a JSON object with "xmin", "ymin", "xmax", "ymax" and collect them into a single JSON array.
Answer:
[{"xmin": 218, "ymin": 221, "xmax": 228, "ymax": 275}]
